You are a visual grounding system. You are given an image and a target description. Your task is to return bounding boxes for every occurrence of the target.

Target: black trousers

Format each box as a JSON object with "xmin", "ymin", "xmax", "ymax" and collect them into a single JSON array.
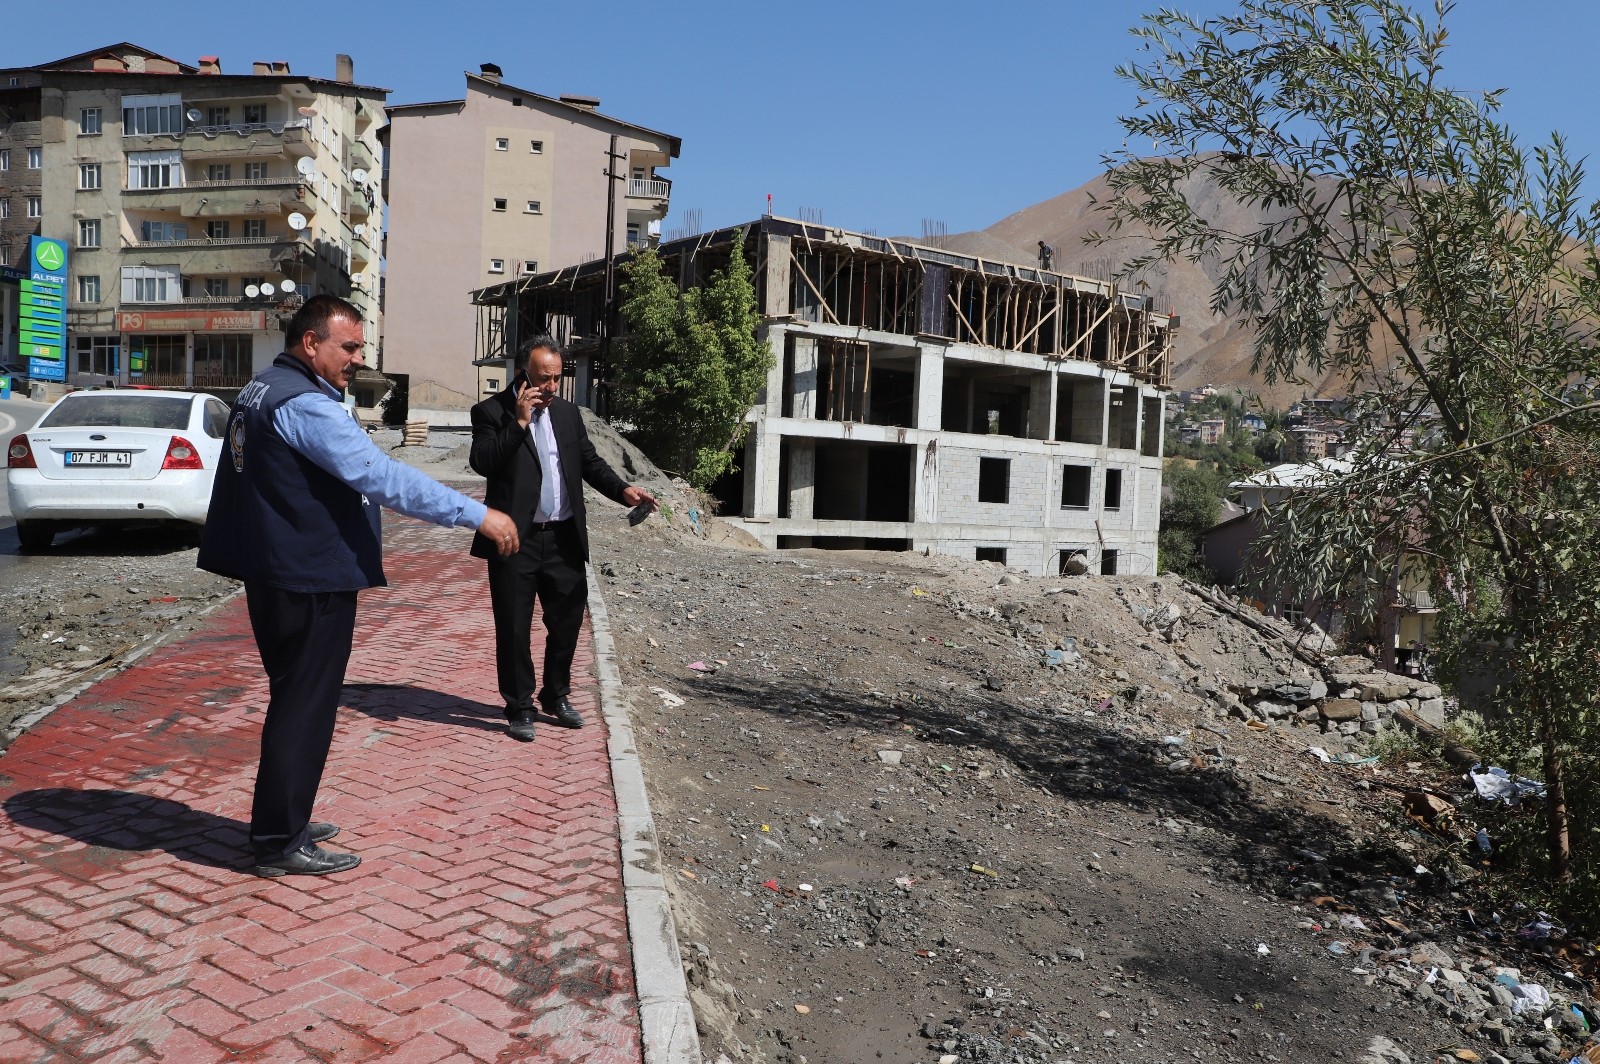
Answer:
[
  {"xmin": 244, "ymin": 581, "xmax": 357, "ymax": 861},
  {"xmin": 487, "ymin": 520, "xmax": 587, "ymax": 714}
]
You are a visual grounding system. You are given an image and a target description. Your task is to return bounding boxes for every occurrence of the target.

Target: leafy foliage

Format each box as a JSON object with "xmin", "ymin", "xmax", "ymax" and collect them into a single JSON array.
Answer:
[
  {"xmin": 614, "ymin": 235, "xmax": 771, "ymax": 490},
  {"xmin": 1102, "ymin": 0, "xmax": 1600, "ymax": 917},
  {"xmin": 1159, "ymin": 460, "xmax": 1228, "ymax": 581}
]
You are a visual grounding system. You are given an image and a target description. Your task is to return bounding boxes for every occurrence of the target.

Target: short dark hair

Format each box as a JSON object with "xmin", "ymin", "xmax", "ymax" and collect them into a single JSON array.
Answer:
[
  {"xmin": 514, "ymin": 334, "xmax": 563, "ymax": 372},
  {"xmin": 286, "ymin": 294, "xmax": 363, "ymax": 350}
]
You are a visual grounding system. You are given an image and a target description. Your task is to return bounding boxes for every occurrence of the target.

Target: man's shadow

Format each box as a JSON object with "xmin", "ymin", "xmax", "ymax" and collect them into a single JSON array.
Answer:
[
  {"xmin": 342, "ymin": 683, "xmax": 507, "ymax": 732},
  {"xmin": 3, "ymin": 788, "xmax": 248, "ymax": 870}
]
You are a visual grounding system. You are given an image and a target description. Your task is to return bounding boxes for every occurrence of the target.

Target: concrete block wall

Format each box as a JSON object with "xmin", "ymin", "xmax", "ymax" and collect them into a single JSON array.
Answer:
[{"xmin": 937, "ymin": 444, "xmax": 1049, "ymax": 525}]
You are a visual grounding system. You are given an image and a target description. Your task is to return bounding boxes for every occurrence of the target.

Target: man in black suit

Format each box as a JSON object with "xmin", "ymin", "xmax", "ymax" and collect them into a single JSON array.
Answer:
[{"xmin": 470, "ymin": 335, "xmax": 657, "ymax": 741}]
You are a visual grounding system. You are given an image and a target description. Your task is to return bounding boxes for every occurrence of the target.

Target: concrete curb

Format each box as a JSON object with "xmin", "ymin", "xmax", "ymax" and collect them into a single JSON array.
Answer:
[{"xmin": 587, "ymin": 565, "xmax": 702, "ymax": 1064}]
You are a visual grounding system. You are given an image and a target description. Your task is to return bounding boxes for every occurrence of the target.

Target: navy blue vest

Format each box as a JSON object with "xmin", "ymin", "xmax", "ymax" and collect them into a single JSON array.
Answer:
[{"xmin": 198, "ymin": 353, "xmax": 385, "ymax": 592}]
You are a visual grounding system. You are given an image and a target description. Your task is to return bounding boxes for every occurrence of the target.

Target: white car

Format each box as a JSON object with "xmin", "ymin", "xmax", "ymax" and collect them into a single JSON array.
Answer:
[{"xmin": 6, "ymin": 389, "xmax": 230, "ymax": 551}]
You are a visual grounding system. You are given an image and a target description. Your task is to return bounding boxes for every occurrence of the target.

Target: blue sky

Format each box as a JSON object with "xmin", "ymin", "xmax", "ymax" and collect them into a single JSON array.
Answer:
[{"xmin": 8, "ymin": 2, "xmax": 1597, "ymax": 238}]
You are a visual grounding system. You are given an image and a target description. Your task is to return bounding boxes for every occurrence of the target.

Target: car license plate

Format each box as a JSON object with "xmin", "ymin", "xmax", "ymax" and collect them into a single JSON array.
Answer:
[{"xmin": 65, "ymin": 450, "xmax": 132, "ymax": 467}]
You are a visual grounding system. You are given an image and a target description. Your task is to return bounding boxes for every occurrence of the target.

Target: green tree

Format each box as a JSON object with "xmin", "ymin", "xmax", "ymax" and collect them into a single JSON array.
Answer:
[
  {"xmin": 1159, "ymin": 460, "xmax": 1227, "ymax": 581},
  {"xmin": 615, "ymin": 234, "xmax": 772, "ymax": 490},
  {"xmin": 1101, "ymin": 0, "xmax": 1600, "ymax": 914}
]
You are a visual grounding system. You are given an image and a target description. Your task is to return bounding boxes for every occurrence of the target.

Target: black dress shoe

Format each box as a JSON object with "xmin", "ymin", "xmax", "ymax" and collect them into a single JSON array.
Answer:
[
  {"xmin": 544, "ymin": 697, "xmax": 584, "ymax": 729},
  {"xmin": 255, "ymin": 843, "xmax": 361, "ymax": 878},
  {"xmin": 507, "ymin": 708, "xmax": 536, "ymax": 742},
  {"xmin": 309, "ymin": 822, "xmax": 339, "ymax": 844}
]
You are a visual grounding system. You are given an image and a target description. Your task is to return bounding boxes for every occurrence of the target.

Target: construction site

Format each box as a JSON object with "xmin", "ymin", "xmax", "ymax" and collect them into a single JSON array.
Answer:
[{"xmin": 472, "ymin": 218, "xmax": 1176, "ymax": 575}]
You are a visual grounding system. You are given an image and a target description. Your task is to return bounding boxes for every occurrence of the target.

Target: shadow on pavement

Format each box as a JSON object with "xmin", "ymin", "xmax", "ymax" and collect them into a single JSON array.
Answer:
[
  {"xmin": 343, "ymin": 682, "xmax": 506, "ymax": 733},
  {"xmin": 3, "ymin": 787, "xmax": 248, "ymax": 870}
]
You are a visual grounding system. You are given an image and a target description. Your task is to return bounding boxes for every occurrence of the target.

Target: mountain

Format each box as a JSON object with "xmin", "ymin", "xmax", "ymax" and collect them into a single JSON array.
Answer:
[{"xmin": 953, "ymin": 167, "xmax": 1354, "ymax": 406}]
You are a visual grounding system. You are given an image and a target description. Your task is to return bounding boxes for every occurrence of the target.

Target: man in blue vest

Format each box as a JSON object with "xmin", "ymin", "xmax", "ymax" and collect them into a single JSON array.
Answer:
[{"xmin": 199, "ymin": 294, "xmax": 520, "ymax": 878}]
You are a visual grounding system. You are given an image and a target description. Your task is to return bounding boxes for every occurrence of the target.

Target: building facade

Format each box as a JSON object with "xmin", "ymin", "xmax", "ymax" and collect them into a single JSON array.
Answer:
[
  {"xmin": 0, "ymin": 44, "xmax": 385, "ymax": 392},
  {"xmin": 473, "ymin": 219, "xmax": 1174, "ymax": 576},
  {"xmin": 381, "ymin": 65, "xmax": 679, "ymax": 410}
]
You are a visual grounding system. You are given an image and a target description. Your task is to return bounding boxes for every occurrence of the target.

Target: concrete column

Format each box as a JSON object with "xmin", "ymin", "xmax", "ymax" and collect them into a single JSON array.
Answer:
[
  {"xmin": 787, "ymin": 438, "xmax": 815, "ymax": 520},
  {"xmin": 913, "ymin": 439, "xmax": 939, "ymax": 522},
  {"xmin": 760, "ymin": 327, "xmax": 786, "ymax": 416},
  {"xmin": 1046, "ymin": 367, "xmax": 1059, "ymax": 442},
  {"xmin": 1027, "ymin": 372, "xmax": 1051, "ymax": 440},
  {"xmin": 913, "ymin": 344, "xmax": 944, "ymax": 430},
  {"xmin": 753, "ymin": 428, "xmax": 782, "ymax": 519},
  {"xmin": 791, "ymin": 336, "xmax": 818, "ymax": 420},
  {"xmin": 1099, "ymin": 378, "xmax": 1112, "ymax": 447}
]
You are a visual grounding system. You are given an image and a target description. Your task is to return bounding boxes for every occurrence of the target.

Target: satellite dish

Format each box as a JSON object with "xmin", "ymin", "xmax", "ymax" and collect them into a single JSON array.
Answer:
[
  {"xmin": 353, "ymin": 223, "xmax": 366, "ymax": 236},
  {"xmin": 286, "ymin": 212, "xmax": 307, "ymax": 231},
  {"xmin": 296, "ymin": 157, "xmax": 316, "ymax": 177},
  {"xmin": 297, "ymin": 106, "xmax": 318, "ymax": 117},
  {"xmin": 351, "ymin": 168, "xmax": 368, "ymax": 186},
  {"xmin": 185, "ymin": 108, "xmax": 203, "ymax": 124},
  {"xmin": 245, "ymin": 284, "xmax": 261, "ymax": 298},
  {"xmin": 280, "ymin": 278, "xmax": 296, "ymax": 293},
  {"xmin": 260, "ymin": 282, "xmax": 276, "ymax": 297}
]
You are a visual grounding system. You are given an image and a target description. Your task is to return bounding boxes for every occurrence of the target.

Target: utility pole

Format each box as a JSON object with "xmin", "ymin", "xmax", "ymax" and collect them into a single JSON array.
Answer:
[{"xmin": 599, "ymin": 135, "xmax": 626, "ymax": 413}]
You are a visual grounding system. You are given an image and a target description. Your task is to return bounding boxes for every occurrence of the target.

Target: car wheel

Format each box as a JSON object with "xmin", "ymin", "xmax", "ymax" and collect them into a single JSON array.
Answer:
[{"xmin": 16, "ymin": 521, "xmax": 55, "ymax": 552}]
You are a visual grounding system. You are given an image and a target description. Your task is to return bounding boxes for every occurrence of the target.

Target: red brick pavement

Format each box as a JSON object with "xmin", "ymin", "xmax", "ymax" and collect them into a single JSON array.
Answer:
[{"xmin": 0, "ymin": 518, "xmax": 641, "ymax": 1063}]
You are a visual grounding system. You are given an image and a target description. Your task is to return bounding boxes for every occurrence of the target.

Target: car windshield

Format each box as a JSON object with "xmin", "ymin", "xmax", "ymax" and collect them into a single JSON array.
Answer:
[{"xmin": 38, "ymin": 395, "xmax": 193, "ymax": 431}]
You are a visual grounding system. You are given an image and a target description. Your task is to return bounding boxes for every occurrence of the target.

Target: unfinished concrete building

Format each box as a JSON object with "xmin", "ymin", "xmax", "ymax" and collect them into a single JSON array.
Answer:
[{"xmin": 472, "ymin": 218, "xmax": 1173, "ymax": 575}]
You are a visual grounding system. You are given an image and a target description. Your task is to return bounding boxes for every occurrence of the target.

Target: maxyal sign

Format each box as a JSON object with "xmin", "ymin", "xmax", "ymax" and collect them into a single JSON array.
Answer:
[{"xmin": 23, "ymin": 237, "xmax": 68, "ymax": 383}]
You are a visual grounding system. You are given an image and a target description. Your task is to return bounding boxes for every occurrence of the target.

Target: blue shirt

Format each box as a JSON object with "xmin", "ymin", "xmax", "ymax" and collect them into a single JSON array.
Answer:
[{"xmin": 274, "ymin": 381, "xmax": 488, "ymax": 530}]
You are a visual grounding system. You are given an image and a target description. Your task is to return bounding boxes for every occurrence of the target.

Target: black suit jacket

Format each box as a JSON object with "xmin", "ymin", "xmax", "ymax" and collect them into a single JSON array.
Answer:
[{"xmin": 468, "ymin": 390, "xmax": 630, "ymax": 561}]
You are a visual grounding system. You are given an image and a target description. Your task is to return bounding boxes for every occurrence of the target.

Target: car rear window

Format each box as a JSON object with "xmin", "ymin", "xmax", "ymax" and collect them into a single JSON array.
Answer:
[{"xmin": 39, "ymin": 395, "xmax": 193, "ymax": 431}]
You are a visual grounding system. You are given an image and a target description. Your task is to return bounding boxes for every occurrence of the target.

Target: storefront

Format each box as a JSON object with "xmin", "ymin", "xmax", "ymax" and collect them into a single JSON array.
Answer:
[{"xmin": 108, "ymin": 309, "xmax": 278, "ymax": 390}]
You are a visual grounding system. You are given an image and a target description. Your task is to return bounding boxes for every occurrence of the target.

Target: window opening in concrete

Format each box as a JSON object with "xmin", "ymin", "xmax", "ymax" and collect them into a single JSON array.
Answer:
[
  {"xmin": 1061, "ymin": 465, "xmax": 1091, "ymax": 509},
  {"xmin": 1055, "ymin": 377, "xmax": 1104, "ymax": 444},
  {"xmin": 1141, "ymin": 397, "xmax": 1163, "ymax": 457},
  {"xmin": 978, "ymin": 457, "xmax": 1010, "ymax": 504},
  {"xmin": 976, "ymin": 547, "xmax": 1007, "ymax": 565},
  {"xmin": 1058, "ymin": 548, "xmax": 1090, "ymax": 576},
  {"xmin": 811, "ymin": 441, "xmax": 914, "ymax": 522},
  {"xmin": 1104, "ymin": 468, "xmax": 1123, "ymax": 511},
  {"xmin": 1100, "ymin": 549, "xmax": 1119, "ymax": 576}
]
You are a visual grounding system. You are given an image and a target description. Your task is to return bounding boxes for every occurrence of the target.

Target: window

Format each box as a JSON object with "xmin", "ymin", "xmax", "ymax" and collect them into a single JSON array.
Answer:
[
  {"xmin": 1100, "ymin": 550, "xmax": 1119, "ymax": 576},
  {"xmin": 519, "ymin": 259, "xmax": 538, "ymax": 275},
  {"xmin": 977, "ymin": 457, "xmax": 1010, "ymax": 504},
  {"xmin": 1058, "ymin": 548, "xmax": 1089, "ymax": 576},
  {"xmin": 530, "ymin": 139, "xmax": 543, "ymax": 153},
  {"xmin": 128, "ymin": 149, "xmax": 183, "ymax": 188},
  {"xmin": 488, "ymin": 258, "xmax": 505, "ymax": 274},
  {"xmin": 204, "ymin": 277, "xmax": 228, "ymax": 297},
  {"xmin": 77, "ymin": 275, "xmax": 101, "ymax": 303},
  {"xmin": 0, "ymin": 246, "xmax": 8, "ymax": 266},
  {"xmin": 244, "ymin": 160, "xmax": 268, "ymax": 180},
  {"xmin": 80, "ymin": 107, "xmax": 102, "ymax": 134},
  {"xmin": 494, "ymin": 137, "xmax": 509, "ymax": 151},
  {"xmin": 243, "ymin": 218, "xmax": 266, "ymax": 239},
  {"xmin": 26, "ymin": 196, "xmax": 41, "ymax": 219},
  {"xmin": 203, "ymin": 398, "xmax": 230, "ymax": 438},
  {"xmin": 79, "ymin": 163, "xmax": 101, "ymax": 190},
  {"xmin": 1281, "ymin": 603, "xmax": 1305, "ymax": 626},
  {"xmin": 139, "ymin": 220, "xmax": 187, "ymax": 243},
  {"xmin": 241, "ymin": 276, "xmax": 264, "ymax": 293},
  {"xmin": 1061, "ymin": 465, "xmax": 1092, "ymax": 509},
  {"xmin": 0, "ymin": 149, "xmax": 7, "ymax": 170},
  {"xmin": 0, "ymin": 198, "xmax": 8, "ymax": 219},
  {"xmin": 975, "ymin": 547, "xmax": 1007, "ymax": 565},
  {"xmin": 194, "ymin": 335, "xmax": 251, "ymax": 382},
  {"xmin": 243, "ymin": 104, "xmax": 267, "ymax": 125},
  {"xmin": 1103, "ymin": 469, "xmax": 1123, "ymax": 511},
  {"xmin": 27, "ymin": 147, "xmax": 42, "ymax": 169},
  {"xmin": 122, "ymin": 93, "xmax": 183, "ymax": 136},
  {"xmin": 206, "ymin": 220, "xmax": 230, "ymax": 240},
  {"xmin": 206, "ymin": 106, "xmax": 231, "ymax": 127},
  {"xmin": 127, "ymin": 334, "xmax": 187, "ymax": 379},
  {"xmin": 492, "ymin": 197, "xmax": 507, "ymax": 212},
  {"xmin": 75, "ymin": 336, "xmax": 120, "ymax": 376},
  {"xmin": 626, "ymin": 222, "xmax": 641, "ymax": 246},
  {"xmin": 207, "ymin": 163, "xmax": 232, "ymax": 181},
  {"xmin": 525, "ymin": 200, "xmax": 541, "ymax": 214},
  {"xmin": 122, "ymin": 265, "xmax": 181, "ymax": 303},
  {"xmin": 79, "ymin": 219, "xmax": 101, "ymax": 248}
]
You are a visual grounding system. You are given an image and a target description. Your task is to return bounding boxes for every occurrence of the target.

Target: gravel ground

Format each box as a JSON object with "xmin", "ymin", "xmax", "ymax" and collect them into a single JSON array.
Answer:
[{"xmin": 4, "ymin": 418, "xmax": 1595, "ymax": 1064}]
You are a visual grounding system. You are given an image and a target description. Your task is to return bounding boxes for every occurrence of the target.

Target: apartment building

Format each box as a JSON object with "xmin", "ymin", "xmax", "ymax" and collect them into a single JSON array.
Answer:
[
  {"xmin": 0, "ymin": 43, "xmax": 385, "ymax": 390},
  {"xmin": 472, "ymin": 218, "xmax": 1173, "ymax": 576},
  {"xmin": 381, "ymin": 64, "xmax": 679, "ymax": 410}
]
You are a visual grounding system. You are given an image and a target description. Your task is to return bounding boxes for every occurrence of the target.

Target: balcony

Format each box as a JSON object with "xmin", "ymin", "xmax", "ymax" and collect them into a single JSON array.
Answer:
[
  {"xmin": 125, "ymin": 120, "xmax": 317, "ymax": 160},
  {"xmin": 349, "ymin": 138, "xmax": 376, "ymax": 176},
  {"xmin": 1394, "ymin": 588, "xmax": 1437, "ymax": 610},
  {"xmin": 348, "ymin": 184, "xmax": 375, "ymax": 219},
  {"xmin": 122, "ymin": 177, "xmax": 314, "ymax": 216},
  {"xmin": 627, "ymin": 177, "xmax": 671, "ymax": 199},
  {"xmin": 127, "ymin": 233, "xmax": 284, "ymax": 250}
]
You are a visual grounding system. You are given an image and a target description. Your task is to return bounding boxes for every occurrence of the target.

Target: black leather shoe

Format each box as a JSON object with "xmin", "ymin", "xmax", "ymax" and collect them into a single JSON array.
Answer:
[
  {"xmin": 545, "ymin": 697, "xmax": 584, "ymax": 729},
  {"xmin": 507, "ymin": 708, "xmax": 536, "ymax": 742},
  {"xmin": 255, "ymin": 843, "xmax": 360, "ymax": 878},
  {"xmin": 309, "ymin": 822, "xmax": 339, "ymax": 844}
]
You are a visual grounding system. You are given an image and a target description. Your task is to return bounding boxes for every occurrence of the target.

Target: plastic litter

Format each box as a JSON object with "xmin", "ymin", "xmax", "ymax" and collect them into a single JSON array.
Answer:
[
  {"xmin": 1516, "ymin": 913, "xmax": 1565, "ymax": 942},
  {"xmin": 1327, "ymin": 940, "xmax": 1351, "ymax": 956},
  {"xmin": 1468, "ymin": 764, "xmax": 1547, "ymax": 805},
  {"xmin": 1256, "ymin": 943, "xmax": 1270, "ymax": 955},
  {"xmin": 648, "ymin": 686, "xmax": 686, "ymax": 708},
  {"xmin": 969, "ymin": 863, "xmax": 999, "ymax": 878},
  {"xmin": 687, "ymin": 660, "xmax": 715, "ymax": 673},
  {"xmin": 761, "ymin": 879, "xmax": 779, "ymax": 891}
]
